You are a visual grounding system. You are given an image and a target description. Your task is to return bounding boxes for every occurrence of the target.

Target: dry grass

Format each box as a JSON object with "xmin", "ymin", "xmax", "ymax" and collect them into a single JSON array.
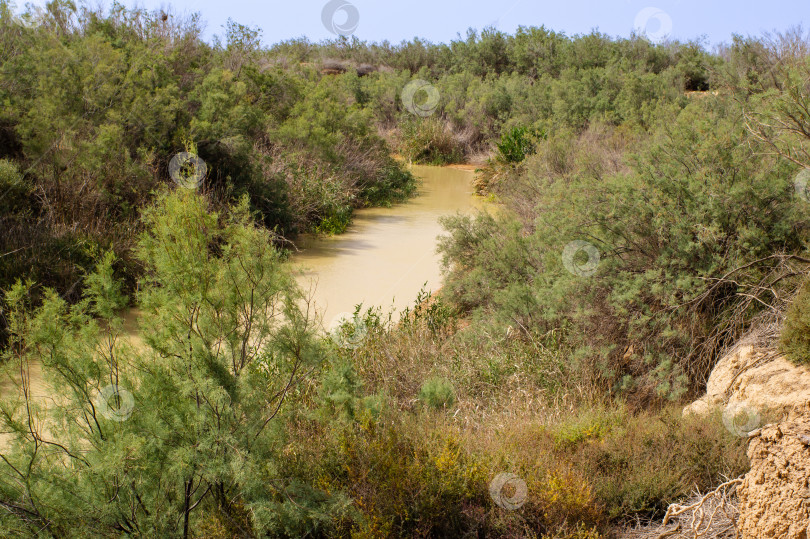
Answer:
[
  {"xmin": 353, "ymin": 316, "xmax": 574, "ymax": 419},
  {"xmin": 298, "ymin": 300, "xmax": 749, "ymax": 536}
]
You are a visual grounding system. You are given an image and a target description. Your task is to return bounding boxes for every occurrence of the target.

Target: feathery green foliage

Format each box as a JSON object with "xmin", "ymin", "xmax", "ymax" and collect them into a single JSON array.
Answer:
[{"xmin": 0, "ymin": 191, "xmax": 338, "ymax": 536}]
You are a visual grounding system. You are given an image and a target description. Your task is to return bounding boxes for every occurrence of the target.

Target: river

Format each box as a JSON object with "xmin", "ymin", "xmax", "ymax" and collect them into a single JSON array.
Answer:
[{"xmin": 291, "ymin": 164, "xmax": 481, "ymax": 328}]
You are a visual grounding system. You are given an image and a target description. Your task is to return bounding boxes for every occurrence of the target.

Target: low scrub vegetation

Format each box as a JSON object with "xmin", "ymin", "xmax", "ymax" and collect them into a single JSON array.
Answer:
[{"xmin": 2, "ymin": 2, "xmax": 810, "ymax": 537}]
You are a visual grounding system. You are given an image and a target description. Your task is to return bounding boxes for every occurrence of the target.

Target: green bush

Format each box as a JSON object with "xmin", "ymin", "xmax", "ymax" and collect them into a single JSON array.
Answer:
[
  {"xmin": 418, "ymin": 377, "xmax": 456, "ymax": 409},
  {"xmin": 509, "ymin": 404, "xmax": 749, "ymax": 522},
  {"xmin": 315, "ymin": 204, "xmax": 353, "ymax": 234},
  {"xmin": 283, "ymin": 394, "xmax": 745, "ymax": 536},
  {"xmin": 495, "ymin": 125, "xmax": 545, "ymax": 163},
  {"xmin": 399, "ymin": 117, "xmax": 464, "ymax": 165},
  {"xmin": 781, "ymin": 279, "xmax": 810, "ymax": 365}
]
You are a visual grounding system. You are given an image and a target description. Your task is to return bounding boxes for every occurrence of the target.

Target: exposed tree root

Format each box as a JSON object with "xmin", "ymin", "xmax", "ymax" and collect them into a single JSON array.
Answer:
[{"xmin": 621, "ymin": 476, "xmax": 744, "ymax": 539}]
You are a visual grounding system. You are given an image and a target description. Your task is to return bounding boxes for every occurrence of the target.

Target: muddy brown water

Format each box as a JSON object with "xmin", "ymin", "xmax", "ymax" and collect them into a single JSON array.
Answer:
[{"xmin": 291, "ymin": 164, "xmax": 482, "ymax": 328}]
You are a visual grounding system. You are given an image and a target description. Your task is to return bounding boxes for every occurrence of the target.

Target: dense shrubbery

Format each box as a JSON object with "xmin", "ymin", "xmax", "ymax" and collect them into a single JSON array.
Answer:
[
  {"xmin": 0, "ymin": 1, "xmax": 413, "ymax": 306},
  {"xmin": 438, "ymin": 34, "xmax": 810, "ymax": 400},
  {"xmin": 0, "ymin": 0, "xmax": 726, "ymax": 341},
  {"xmin": 441, "ymin": 98, "xmax": 809, "ymax": 400},
  {"xmin": 0, "ymin": 0, "xmax": 725, "ymax": 305},
  {"xmin": 2, "ymin": 1, "xmax": 810, "ymax": 536},
  {"xmin": 266, "ymin": 27, "xmax": 709, "ymax": 160}
]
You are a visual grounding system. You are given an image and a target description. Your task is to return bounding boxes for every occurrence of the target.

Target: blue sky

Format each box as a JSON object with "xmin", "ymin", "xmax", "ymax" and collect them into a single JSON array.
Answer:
[{"xmin": 17, "ymin": 0, "xmax": 810, "ymax": 47}]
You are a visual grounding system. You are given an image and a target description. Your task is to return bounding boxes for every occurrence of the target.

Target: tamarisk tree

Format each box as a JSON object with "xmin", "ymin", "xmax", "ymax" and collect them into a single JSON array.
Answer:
[{"xmin": 0, "ymin": 191, "xmax": 326, "ymax": 537}]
